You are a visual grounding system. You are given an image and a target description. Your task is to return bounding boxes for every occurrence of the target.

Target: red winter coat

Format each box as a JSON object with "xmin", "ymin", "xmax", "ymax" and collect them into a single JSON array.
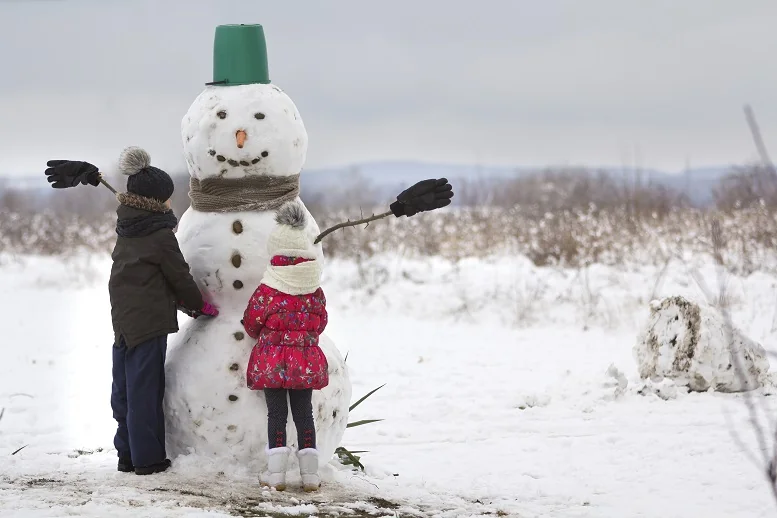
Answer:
[{"xmin": 243, "ymin": 283, "xmax": 329, "ymax": 391}]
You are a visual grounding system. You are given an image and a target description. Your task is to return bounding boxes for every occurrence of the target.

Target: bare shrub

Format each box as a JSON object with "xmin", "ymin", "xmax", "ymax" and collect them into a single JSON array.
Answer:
[
  {"xmin": 488, "ymin": 167, "xmax": 689, "ymax": 218},
  {"xmin": 2, "ymin": 164, "xmax": 777, "ymax": 276},
  {"xmin": 713, "ymin": 163, "xmax": 777, "ymax": 211}
]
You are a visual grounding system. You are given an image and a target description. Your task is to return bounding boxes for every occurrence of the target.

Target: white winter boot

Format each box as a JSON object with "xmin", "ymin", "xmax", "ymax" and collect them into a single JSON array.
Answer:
[
  {"xmin": 260, "ymin": 446, "xmax": 290, "ymax": 491},
  {"xmin": 297, "ymin": 448, "xmax": 321, "ymax": 492}
]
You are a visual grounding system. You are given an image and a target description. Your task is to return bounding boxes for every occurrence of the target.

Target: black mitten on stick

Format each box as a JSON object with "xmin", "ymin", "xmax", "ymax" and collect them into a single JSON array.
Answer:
[
  {"xmin": 390, "ymin": 178, "xmax": 454, "ymax": 217},
  {"xmin": 45, "ymin": 160, "xmax": 101, "ymax": 188}
]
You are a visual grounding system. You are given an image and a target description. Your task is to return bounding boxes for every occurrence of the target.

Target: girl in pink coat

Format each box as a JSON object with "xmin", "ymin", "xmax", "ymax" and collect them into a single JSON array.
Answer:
[{"xmin": 242, "ymin": 201, "xmax": 328, "ymax": 492}]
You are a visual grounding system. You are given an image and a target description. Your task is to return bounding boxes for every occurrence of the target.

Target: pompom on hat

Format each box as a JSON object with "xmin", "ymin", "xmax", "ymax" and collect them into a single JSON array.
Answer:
[
  {"xmin": 119, "ymin": 146, "xmax": 174, "ymax": 202},
  {"xmin": 266, "ymin": 201, "xmax": 317, "ymax": 260}
]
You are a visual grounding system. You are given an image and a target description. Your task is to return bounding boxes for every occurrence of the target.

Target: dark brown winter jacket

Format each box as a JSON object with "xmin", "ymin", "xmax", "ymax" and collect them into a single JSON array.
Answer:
[{"xmin": 109, "ymin": 193, "xmax": 203, "ymax": 348}]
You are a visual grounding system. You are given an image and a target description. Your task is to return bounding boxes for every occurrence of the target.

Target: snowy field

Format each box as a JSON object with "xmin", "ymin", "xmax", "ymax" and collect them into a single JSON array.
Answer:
[{"xmin": 2, "ymin": 251, "xmax": 777, "ymax": 517}]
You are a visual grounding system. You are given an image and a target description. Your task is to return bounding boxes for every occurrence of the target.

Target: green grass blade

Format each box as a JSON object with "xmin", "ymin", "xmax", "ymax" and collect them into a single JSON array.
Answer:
[
  {"xmin": 347, "ymin": 419, "xmax": 384, "ymax": 428},
  {"xmin": 349, "ymin": 384, "xmax": 386, "ymax": 412},
  {"xmin": 335, "ymin": 446, "xmax": 365, "ymax": 470}
]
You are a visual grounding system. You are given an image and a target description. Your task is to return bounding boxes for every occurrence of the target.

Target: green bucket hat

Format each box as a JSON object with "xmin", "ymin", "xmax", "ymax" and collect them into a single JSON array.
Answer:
[{"xmin": 208, "ymin": 24, "xmax": 270, "ymax": 86}]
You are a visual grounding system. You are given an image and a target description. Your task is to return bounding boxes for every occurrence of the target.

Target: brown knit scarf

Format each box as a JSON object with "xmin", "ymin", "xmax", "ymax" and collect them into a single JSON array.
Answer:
[{"xmin": 189, "ymin": 174, "xmax": 301, "ymax": 213}]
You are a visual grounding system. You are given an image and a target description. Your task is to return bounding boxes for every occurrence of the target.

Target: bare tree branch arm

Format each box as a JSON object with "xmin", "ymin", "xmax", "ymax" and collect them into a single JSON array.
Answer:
[{"xmin": 314, "ymin": 210, "xmax": 393, "ymax": 244}]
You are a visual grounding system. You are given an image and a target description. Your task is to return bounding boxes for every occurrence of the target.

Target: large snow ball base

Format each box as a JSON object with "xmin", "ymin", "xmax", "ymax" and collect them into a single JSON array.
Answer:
[
  {"xmin": 634, "ymin": 295, "xmax": 769, "ymax": 393},
  {"xmin": 164, "ymin": 316, "xmax": 351, "ymax": 473}
]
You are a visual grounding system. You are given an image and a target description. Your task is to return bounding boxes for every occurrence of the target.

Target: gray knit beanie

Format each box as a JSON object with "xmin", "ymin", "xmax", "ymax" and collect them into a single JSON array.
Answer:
[{"xmin": 119, "ymin": 147, "xmax": 174, "ymax": 202}]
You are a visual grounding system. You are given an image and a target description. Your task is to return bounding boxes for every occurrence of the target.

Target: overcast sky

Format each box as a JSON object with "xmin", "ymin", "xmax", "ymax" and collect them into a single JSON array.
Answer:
[{"xmin": 1, "ymin": 0, "xmax": 776, "ymax": 176}]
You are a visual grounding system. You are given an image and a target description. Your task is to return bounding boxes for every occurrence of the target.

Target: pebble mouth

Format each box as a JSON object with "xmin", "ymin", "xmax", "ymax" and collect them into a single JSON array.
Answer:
[{"xmin": 209, "ymin": 149, "xmax": 268, "ymax": 167}]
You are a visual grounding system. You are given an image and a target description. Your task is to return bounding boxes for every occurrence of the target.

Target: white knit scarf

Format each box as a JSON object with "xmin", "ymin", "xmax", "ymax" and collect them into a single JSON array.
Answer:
[{"xmin": 261, "ymin": 260, "xmax": 322, "ymax": 296}]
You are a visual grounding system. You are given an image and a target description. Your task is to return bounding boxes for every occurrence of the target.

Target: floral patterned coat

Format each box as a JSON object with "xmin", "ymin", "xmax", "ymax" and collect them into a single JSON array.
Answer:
[{"xmin": 243, "ymin": 283, "xmax": 329, "ymax": 390}]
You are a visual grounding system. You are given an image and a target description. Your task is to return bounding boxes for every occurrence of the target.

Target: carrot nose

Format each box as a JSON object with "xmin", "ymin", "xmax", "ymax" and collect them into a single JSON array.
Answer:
[{"xmin": 236, "ymin": 130, "xmax": 247, "ymax": 149}]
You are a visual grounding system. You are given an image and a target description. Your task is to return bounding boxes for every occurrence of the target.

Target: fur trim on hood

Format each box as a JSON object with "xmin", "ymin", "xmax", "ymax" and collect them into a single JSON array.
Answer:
[{"xmin": 117, "ymin": 192, "xmax": 170, "ymax": 213}]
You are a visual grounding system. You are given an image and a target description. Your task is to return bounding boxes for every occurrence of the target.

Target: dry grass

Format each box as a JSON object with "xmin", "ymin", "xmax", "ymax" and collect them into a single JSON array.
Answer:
[{"xmin": 3, "ymin": 165, "xmax": 777, "ymax": 274}]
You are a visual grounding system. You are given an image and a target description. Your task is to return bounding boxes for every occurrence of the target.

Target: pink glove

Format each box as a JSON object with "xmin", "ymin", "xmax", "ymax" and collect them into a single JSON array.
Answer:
[{"xmin": 201, "ymin": 301, "xmax": 219, "ymax": 317}]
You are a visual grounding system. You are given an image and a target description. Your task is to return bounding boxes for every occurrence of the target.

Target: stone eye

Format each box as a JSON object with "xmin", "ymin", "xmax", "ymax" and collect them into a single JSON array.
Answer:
[
  {"xmin": 254, "ymin": 113, "xmax": 265, "ymax": 120},
  {"xmin": 217, "ymin": 111, "xmax": 227, "ymax": 119}
]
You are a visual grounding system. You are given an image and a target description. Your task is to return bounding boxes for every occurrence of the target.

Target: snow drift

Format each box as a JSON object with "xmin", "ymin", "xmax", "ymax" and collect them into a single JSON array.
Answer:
[{"xmin": 634, "ymin": 295, "xmax": 769, "ymax": 392}]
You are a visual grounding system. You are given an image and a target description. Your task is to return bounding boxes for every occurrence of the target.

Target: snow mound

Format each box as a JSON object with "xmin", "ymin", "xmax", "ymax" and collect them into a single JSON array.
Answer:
[{"xmin": 634, "ymin": 295, "xmax": 769, "ymax": 392}]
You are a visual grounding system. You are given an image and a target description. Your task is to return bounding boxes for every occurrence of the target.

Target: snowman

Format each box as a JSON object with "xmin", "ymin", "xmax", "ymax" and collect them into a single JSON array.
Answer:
[
  {"xmin": 162, "ymin": 24, "xmax": 350, "ymax": 476},
  {"xmin": 43, "ymin": 22, "xmax": 454, "ymax": 480}
]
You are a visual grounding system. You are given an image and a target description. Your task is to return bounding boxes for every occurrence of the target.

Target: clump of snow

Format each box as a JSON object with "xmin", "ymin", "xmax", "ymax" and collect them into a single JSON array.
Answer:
[
  {"xmin": 603, "ymin": 363, "xmax": 629, "ymax": 399},
  {"xmin": 514, "ymin": 392, "xmax": 551, "ymax": 410},
  {"xmin": 634, "ymin": 295, "xmax": 770, "ymax": 392},
  {"xmin": 636, "ymin": 378, "xmax": 688, "ymax": 401}
]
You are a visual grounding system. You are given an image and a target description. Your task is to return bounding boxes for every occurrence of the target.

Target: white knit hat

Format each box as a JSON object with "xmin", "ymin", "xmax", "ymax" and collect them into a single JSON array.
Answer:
[{"xmin": 266, "ymin": 201, "xmax": 317, "ymax": 260}]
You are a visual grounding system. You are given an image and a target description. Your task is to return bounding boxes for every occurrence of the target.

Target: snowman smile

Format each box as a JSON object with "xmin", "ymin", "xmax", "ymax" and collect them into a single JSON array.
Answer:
[{"xmin": 208, "ymin": 148, "xmax": 270, "ymax": 168}]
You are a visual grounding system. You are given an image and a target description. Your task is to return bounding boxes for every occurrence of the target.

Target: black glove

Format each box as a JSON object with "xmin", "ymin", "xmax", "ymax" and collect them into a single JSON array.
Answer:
[
  {"xmin": 45, "ymin": 160, "xmax": 101, "ymax": 189},
  {"xmin": 390, "ymin": 178, "xmax": 454, "ymax": 217}
]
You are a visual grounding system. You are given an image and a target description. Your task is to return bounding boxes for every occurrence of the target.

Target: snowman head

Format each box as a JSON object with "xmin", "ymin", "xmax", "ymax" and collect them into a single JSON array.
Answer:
[
  {"xmin": 182, "ymin": 84, "xmax": 308, "ymax": 180},
  {"xmin": 182, "ymin": 24, "xmax": 309, "ymax": 180}
]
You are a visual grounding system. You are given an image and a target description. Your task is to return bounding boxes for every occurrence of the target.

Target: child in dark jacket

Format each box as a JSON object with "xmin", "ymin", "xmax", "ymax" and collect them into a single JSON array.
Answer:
[
  {"xmin": 108, "ymin": 147, "xmax": 218, "ymax": 475},
  {"xmin": 242, "ymin": 201, "xmax": 328, "ymax": 492}
]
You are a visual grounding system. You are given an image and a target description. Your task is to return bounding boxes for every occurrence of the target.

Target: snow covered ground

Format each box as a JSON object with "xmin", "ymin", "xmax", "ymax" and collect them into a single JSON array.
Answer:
[{"xmin": 2, "ymin": 251, "xmax": 777, "ymax": 517}]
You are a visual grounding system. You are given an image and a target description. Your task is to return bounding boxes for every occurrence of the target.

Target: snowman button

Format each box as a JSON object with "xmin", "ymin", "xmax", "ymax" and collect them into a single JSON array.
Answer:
[
  {"xmin": 233, "ymin": 280, "xmax": 243, "ymax": 290},
  {"xmin": 234, "ymin": 331, "xmax": 244, "ymax": 341},
  {"xmin": 228, "ymin": 395, "xmax": 238, "ymax": 402},
  {"xmin": 232, "ymin": 221, "xmax": 243, "ymax": 234},
  {"xmin": 231, "ymin": 253, "xmax": 242, "ymax": 268}
]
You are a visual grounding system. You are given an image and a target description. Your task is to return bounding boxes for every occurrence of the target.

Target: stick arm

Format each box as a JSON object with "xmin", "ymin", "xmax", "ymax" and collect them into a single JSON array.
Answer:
[{"xmin": 313, "ymin": 210, "xmax": 393, "ymax": 244}]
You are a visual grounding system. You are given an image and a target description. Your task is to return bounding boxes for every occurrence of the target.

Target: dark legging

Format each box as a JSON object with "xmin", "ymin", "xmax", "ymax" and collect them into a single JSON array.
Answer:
[{"xmin": 264, "ymin": 388, "xmax": 316, "ymax": 450}]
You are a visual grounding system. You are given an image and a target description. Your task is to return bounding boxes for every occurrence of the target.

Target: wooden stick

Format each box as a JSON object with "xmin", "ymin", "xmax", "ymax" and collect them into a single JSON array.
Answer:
[
  {"xmin": 98, "ymin": 175, "xmax": 118, "ymax": 195},
  {"xmin": 314, "ymin": 210, "xmax": 393, "ymax": 244}
]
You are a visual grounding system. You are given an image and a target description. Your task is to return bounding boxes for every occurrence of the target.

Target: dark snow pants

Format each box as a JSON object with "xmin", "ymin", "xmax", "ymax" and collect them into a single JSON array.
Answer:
[
  {"xmin": 264, "ymin": 388, "xmax": 316, "ymax": 450},
  {"xmin": 111, "ymin": 335, "xmax": 167, "ymax": 467}
]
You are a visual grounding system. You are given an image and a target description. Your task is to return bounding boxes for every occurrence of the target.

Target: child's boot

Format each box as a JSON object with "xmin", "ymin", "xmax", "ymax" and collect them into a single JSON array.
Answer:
[
  {"xmin": 260, "ymin": 446, "xmax": 290, "ymax": 491},
  {"xmin": 117, "ymin": 456, "xmax": 134, "ymax": 473},
  {"xmin": 297, "ymin": 448, "xmax": 321, "ymax": 492}
]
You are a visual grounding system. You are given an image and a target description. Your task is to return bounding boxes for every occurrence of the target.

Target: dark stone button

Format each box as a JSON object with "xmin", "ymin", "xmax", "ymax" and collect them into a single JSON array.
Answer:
[
  {"xmin": 232, "ymin": 221, "xmax": 243, "ymax": 234},
  {"xmin": 231, "ymin": 253, "xmax": 242, "ymax": 268},
  {"xmin": 234, "ymin": 332, "xmax": 244, "ymax": 341},
  {"xmin": 233, "ymin": 280, "xmax": 243, "ymax": 290},
  {"xmin": 228, "ymin": 395, "xmax": 238, "ymax": 402},
  {"xmin": 229, "ymin": 363, "xmax": 239, "ymax": 371}
]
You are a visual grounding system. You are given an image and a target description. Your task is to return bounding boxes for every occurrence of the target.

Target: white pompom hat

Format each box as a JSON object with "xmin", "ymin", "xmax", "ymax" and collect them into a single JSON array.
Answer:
[{"xmin": 266, "ymin": 201, "xmax": 317, "ymax": 260}]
